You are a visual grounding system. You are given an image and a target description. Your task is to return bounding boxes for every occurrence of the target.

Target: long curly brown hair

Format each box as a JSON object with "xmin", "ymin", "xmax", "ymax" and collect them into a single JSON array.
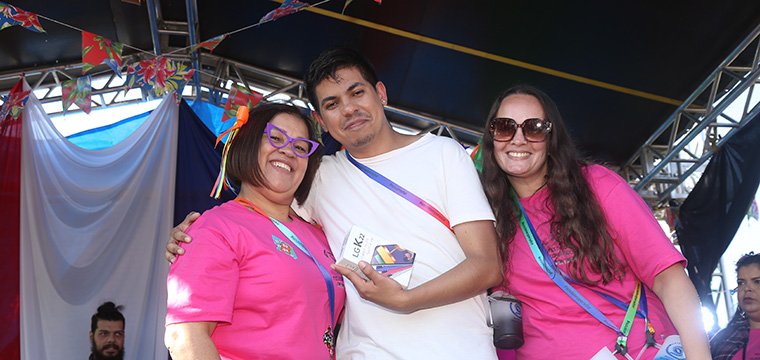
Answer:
[{"xmin": 480, "ymin": 85, "xmax": 624, "ymax": 285}]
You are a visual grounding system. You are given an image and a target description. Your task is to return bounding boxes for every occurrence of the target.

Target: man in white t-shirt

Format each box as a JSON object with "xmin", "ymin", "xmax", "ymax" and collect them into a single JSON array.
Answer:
[{"xmin": 167, "ymin": 47, "xmax": 503, "ymax": 359}]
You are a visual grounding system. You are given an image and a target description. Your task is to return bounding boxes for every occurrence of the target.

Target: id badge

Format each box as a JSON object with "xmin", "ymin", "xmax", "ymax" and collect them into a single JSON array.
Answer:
[
  {"xmin": 653, "ymin": 335, "xmax": 684, "ymax": 360},
  {"xmin": 590, "ymin": 346, "xmax": 617, "ymax": 360}
]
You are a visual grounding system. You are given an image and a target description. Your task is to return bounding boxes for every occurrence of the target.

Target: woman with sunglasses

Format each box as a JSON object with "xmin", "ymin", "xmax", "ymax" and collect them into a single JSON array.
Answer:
[
  {"xmin": 711, "ymin": 253, "xmax": 760, "ymax": 360},
  {"xmin": 478, "ymin": 85, "xmax": 711, "ymax": 359},
  {"xmin": 164, "ymin": 103, "xmax": 345, "ymax": 360}
]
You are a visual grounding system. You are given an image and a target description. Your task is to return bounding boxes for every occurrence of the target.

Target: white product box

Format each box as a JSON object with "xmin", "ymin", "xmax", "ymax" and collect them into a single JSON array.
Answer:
[{"xmin": 337, "ymin": 225, "xmax": 416, "ymax": 289}]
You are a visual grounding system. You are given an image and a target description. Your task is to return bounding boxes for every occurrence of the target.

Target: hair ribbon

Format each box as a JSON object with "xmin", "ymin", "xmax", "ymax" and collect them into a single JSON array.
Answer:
[{"xmin": 210, "ymin": 106, "xmax": 250, "ymax": 199}]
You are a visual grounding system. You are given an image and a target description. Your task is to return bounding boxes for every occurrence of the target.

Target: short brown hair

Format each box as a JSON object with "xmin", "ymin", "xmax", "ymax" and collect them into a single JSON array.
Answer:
[{"xmin": 225, "ymin": 103, "xmax": 323, "ymax": 205}]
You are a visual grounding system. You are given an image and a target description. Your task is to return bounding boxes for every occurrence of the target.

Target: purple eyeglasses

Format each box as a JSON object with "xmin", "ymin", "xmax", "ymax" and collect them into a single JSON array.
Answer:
[{"xmin": 264, "ymin": 123, "xmax": 320, "ymax": 158}]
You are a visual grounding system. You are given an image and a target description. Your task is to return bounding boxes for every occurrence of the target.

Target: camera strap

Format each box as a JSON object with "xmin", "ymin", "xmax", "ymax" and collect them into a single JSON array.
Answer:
[
  {"xmin": 346, "ymin": 151, "xmax": 454, "ymax": 234},
  {"xmin": 235, "ymin": 197, "xmax": 337, "ymax": 357},
  {"xmin": 510, "ymin": 189, "xmax": 648, "ymax": 357}
]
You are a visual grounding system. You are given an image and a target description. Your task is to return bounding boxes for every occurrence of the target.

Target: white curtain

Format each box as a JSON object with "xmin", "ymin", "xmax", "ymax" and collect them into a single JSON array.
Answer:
[{"xmin": 19, "ymin": 84, "xmax": 178, "ymax": 360}]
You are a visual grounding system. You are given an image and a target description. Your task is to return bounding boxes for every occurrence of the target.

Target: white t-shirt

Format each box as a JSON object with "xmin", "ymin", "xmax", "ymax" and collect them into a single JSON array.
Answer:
[{"xmin": 295, "ymin": 133, "xmax": 498, "ymax": 360}]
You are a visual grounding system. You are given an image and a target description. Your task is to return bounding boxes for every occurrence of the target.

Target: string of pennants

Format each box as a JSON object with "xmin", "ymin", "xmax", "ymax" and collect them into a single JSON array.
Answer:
[{"xmin": 0, "ymin": 0, "xmax": 380, "ymax": 123}]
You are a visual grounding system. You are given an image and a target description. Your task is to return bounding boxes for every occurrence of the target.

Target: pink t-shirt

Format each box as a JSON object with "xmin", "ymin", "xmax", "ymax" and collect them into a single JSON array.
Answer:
[
  {"xmin": 731, "ymin": 328, "xmax": 760, "ymax": 360},
  {"xmin": 504, "ymin": 165, "xmax": 686, "ymax": 360},
  {"xmin": 166, "ymin": 201, "xmax": 345, "ymax": 360}
]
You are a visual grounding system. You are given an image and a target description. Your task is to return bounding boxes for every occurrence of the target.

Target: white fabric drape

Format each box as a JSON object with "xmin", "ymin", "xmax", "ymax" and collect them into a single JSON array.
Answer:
[{"xmin": 19, "ymin": 85, "xmax": 178, "ymax": 360}]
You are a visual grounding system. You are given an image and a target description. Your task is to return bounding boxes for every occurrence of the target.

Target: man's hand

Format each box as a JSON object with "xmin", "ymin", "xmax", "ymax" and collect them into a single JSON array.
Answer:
[
  {"xmin": 332, "ymin": 261, "xmax": 411, "ymax": 312},
  {"xmin": 165, "ymin": 212, "xmax": 200, "ymax": 264}
]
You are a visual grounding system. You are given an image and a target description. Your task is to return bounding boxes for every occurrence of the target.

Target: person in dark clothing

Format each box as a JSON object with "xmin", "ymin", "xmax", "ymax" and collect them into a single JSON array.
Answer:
[{"xmin": 711, "ymin": 253, "xmax": 760, "ymax": 360}]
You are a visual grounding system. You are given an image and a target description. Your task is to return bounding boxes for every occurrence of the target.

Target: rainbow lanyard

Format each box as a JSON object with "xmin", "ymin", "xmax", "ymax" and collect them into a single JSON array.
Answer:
[
  {"xmin": 345, "ymin": 152, "xmax": 454, "ymax": 234},
  {"xmin": 510, "ymin": 189, "xmax": 649, "ymax": 356},
  {"xmin": 234, "ymin": 198, "xmax": 336, "ymax": 348}
]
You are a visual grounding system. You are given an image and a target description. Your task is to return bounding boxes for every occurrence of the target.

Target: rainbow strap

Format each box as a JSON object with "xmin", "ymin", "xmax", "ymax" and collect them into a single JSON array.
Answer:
[
  {"xmin": 210, "ymin": 106, "xmax": 250, "ymax": 199},
  {"xmin": 345, "ymin": 152, "xmax": 454, "ymax": 233},
  {"xmin": 510, "ymin": 188, "xmax": 644, "ymax": 356}
]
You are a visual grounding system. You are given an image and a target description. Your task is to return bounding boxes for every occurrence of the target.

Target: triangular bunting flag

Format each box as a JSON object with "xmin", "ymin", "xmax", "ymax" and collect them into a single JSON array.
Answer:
[
  {"xmin": 260, "ymin": 0, "xmax": 309, "ymax": 23},
  {"xmin": 124, "ymin": 58, "xmax": 161, "ymax": 92},
  {"xmin": 123, "ymin": 63, "xmax": 139, "ymax": 92},
  {"xmin": 748, "ymin": 198, "xmax": 759, "ymax": 221},
  {"xmin": 123, "ymin": 58, "xmax": 195, "ymax": 96},
  {"xmin": 62, "ymin": 76, "xmax": 92, "ymax": 114},
  {"xmin": 82, "ymin": 31, "xmax": 124, "ymax": 75},
  {"xmin": 103, "ymin": 58, "xmax": 123, "ymax": 78},
  {"xmin": 470, "ymin": 139, "xmax": 482, "ymax": 173},
  {"xmin": 665, "ymin": 202, "xmax": 680, "ymax": 233},
  {"xmin": 0, "ymin": 78, "xmax": 30, "ymax": 123},
  {"xmin": 343, "ymin": 0, "xmax": 382, "ymax": 12},
  {"xmin": 222, "ymin": 84, "xmax": 263, "ymax": 122},
  {"xmin": 155, "ymin": 59, "xmax": 196, "ymax": 96},
  {"xmin": 189, "ymin": 34, "xmax": 227, "ymax": 53},
  {"xmin": 0, "ymin": 2, "xmax": 45, "ymax": 33}
]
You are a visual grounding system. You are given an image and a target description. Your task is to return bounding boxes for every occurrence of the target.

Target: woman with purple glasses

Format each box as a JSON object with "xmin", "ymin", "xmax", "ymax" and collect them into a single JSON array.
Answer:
[
  {"xmin": 164, "ymin": 103, "xmax": 345, "ymax": 360},
  {"xmin": 478, "ymin": 85, "xmax": 711, "ymax": 359}
]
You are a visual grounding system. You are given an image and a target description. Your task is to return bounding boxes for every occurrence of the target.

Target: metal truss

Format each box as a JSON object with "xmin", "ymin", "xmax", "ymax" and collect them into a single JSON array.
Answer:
[
  {"xmin": 0, "ymin": 59, "xmax": 152, "ymax": 114},
  {"xmin": 709, "ymin": 259, "xmax": 736, "ymax": 332},
  {"xmin": 0, "ymin": 51, "xmax": 483, "ymax": 148},
  {"xmin": 620, "ymin": 22, "xmax": 760, "ymax": 207},
  {"xmin": 4, "ymin": 2, "xmax": 759, "ymax": 206},
  {"xmin": 0, "ymin": 0, "xmax": 481, "ymax": 147}
]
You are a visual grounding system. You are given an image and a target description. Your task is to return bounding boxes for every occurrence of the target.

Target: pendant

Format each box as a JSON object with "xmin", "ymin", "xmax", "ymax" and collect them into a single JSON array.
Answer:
[{"xmin": 323, "ymin": 326, "xmax": 334, "ymax": 356}]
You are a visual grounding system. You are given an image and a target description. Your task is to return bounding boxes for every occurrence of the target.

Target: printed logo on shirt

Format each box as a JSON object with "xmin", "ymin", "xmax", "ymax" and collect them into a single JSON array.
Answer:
[
  {"xmin": 546, "ymin": 233, "xmax": 576, "ymax": 266},
  {"xmin": 547, "ymin": 245, "xmax": 575, "ymax": 266},
  {"xmin": 273, "ymin": 236, "xmax": 297, "ymax": 259},
  {"xmin": 333, "ymin": 274, "xmax": 345, "ymax": 288},
  {"xmin": 323, "ymin": 249, "xmax": 336, "ymax": 263}
]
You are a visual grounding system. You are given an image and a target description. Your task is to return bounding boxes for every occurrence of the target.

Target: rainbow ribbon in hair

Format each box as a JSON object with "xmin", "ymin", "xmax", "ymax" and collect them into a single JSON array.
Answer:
[{"xmin": 210, "ymin": 106, "xmax": 250, "ymax": 199}]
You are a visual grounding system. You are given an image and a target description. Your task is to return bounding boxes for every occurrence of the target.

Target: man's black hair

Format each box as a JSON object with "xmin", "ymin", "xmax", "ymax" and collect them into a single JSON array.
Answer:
[
  {"xmin": 91, "ymin": 301, "xmax": 125, "ymax": 332},
  {"xmin": 304, "ymin": 46, "xmax": 380, "ymax": 115}
]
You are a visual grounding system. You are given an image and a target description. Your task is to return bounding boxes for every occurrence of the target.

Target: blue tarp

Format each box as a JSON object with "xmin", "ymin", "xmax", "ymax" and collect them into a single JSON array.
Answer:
[
  {"xmin": 64, "ymin": 99, "xmax": 236, "ymax": 225},
  {"xmin": 65, "ymin": 100, "xmax": 233, "ymax": 150}
]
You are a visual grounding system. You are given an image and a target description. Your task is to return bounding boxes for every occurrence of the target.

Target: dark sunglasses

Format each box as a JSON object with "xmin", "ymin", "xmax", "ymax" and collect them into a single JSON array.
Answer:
[
  {"xmin": 489, "ymin": 117, "xmax": 552, "ymax": 142},
  {"xmin": 264, "ymin": 123, "xmax": 320, "ymax": 158}
]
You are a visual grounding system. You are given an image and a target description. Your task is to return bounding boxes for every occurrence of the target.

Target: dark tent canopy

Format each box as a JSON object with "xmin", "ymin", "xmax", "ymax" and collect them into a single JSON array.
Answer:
[{"xmin": 2, "ymin": 0, "xmax": 760, "ymax": 165}]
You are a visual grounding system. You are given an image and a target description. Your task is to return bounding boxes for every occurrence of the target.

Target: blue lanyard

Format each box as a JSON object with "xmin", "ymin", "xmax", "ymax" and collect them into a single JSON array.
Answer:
[
  {"xmin": 235, "ymin": 199, "xmax": 336, "ymax": 328},
  {"xmin": 345, "ymin": 152, "xmax": 455, "ymax": 234},
  {"xmin": 510, "ymin": 189, "xmax": 646, "ymax": 355}
]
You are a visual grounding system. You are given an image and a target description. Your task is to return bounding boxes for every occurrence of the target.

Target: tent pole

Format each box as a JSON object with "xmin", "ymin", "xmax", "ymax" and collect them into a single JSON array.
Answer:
[{"xmin": 146, "ymin": 0, "xmax": 162, "ymax": 56}]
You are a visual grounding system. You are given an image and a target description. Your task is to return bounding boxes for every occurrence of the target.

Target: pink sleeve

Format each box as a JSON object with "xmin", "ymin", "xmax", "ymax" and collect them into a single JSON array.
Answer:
[
  {"xmin": 589, "ymin": 166, "xmax": 686, "ymax": 290},
  {"xmin": 166, "ymin": 219, "xmax": 240, "ymax": 326}
]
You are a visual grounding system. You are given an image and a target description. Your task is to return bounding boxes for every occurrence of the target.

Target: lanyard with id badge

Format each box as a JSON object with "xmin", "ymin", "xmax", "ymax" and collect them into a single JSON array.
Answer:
[{"xmin": 511, "ymin": 189, "xmax": 683, "ymax": 360}]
